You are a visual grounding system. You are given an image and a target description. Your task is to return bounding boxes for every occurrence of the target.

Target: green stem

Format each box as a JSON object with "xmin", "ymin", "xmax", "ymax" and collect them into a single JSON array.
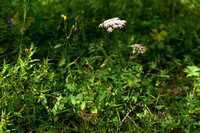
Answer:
[
  {"xmin": 64, "ymin": 20, "xmax": 71, "ymax": 72},
  {"xmin": 19, "ymin": 0, "xmax": 29, "ymax": 61},
  {"xmin": 115, "ymin": 33, "xmax": 122, "ymax": 70},
  {"xmin": 117, "ymin": 43, "xmax": 121, "ymax": 64}
]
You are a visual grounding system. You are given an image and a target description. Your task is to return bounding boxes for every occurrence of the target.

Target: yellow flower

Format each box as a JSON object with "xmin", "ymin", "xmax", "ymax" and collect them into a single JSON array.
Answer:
[
  {"xmin": 72, "ymin": 25, "xmax": 75, "ymax": 29},
  {"xmin": 25, "ymin": 48, "xmax": 29, "ymax": 52},
  {"xmin": 61, "ymin": 14, "xmax": 67, "ymax": 21},
  {"xmin": 156, "ymin": 81, "xmax": 159, "ymax": 86},
  {"xmin": 156, "ymin": 83, "xmax": 159, "ymax": 86},
  {"xmin": 139, "ymin": 66, "xmax": 143, "ymax": 71},
  {"xmin": 188, "ymin": 110, "xmax": 195, "ymax": 114}
]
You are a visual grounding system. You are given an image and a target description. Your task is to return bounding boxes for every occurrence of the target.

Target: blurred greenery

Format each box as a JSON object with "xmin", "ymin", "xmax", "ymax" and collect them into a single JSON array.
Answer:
[{"xmin": 0, "ymin": 0, "xmax": 200, "ymax": 132}]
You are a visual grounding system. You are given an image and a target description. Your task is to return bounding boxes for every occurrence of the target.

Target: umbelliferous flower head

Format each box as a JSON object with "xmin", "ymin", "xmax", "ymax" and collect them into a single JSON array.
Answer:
[
  {"xmin": 99, "ymin": 17, "xmax": 126, "ymax": 33},
  {"xmin": 131, "ymin": 44, "xmax": 146, "ymax": 54}
]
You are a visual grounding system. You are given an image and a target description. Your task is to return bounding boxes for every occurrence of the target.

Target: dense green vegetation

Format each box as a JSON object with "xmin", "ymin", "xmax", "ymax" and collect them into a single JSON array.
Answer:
[{"xmin": 1, "ymin": 0, "xmax": 200, "ymax": 132}]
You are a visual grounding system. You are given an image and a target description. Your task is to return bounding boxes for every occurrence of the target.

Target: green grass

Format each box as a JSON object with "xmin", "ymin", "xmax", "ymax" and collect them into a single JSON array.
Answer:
[{"xmin": 0, "ymin": 0, "xmax": 200, "ymax": 132}]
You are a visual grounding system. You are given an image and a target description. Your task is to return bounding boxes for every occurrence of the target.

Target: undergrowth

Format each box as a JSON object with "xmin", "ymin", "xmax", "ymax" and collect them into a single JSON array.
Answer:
[{"xmin": 0, "ymin": 0, "xmax": 200, "ymax": 132}]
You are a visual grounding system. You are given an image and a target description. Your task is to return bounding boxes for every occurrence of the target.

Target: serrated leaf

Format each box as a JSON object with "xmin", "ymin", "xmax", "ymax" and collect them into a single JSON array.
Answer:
[
  {"xmin": 184, "ymin": 66, "xmax": 200, "ymax": 77},
  {"xmin": 52, "ymin": 96, "xmax": 64, "ymax": 116},
  {"xmin": 54, "ymin": 44, "xmax": 63, "ymax": 49}
]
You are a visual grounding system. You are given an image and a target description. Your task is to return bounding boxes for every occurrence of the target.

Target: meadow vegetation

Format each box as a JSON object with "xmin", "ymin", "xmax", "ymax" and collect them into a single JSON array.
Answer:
[{"xmin": 0, "ymin": 0, "xmax": 200, "ymax": 132}]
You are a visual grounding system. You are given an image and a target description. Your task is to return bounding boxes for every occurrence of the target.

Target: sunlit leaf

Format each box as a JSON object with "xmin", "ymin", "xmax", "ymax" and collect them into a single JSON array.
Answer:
[
  {"xmin": 59, "ymin": 58, "xmax": 66, "ymax": 66},
  {"xmin": 91, "ymin": 107, "xmax": 97, "ymax": 114},
  {"xmin": 54, "ymin": 44, "xmax": 63, "ymax": 49},
  {"xmin": 184, "ymin": 66, "xmax": 200, "ymax": 77}
]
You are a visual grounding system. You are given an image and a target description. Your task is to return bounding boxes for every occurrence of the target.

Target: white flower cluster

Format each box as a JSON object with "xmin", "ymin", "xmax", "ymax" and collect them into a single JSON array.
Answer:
[
  {"xmin": 99, "ymin": 17, "xmax": 126, "ymax": 32},
  {"xmin": 131, "ymin": 44, "xmax": 146, "ymax": 54}
]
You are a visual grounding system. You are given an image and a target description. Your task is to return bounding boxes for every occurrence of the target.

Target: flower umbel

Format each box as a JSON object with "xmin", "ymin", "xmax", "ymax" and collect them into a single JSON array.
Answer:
[
  {"xmin": 99, "ymin": 17, "xmax": 126, "ymax": 33},
  {"xmin": 131, "ymin": 44, "xmax": 146, "ymax": 54}
]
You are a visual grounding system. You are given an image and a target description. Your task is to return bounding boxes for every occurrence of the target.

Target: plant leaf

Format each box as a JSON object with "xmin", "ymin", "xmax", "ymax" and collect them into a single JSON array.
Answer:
[
  {"xmin": 54, "ymin": 44, "xmax": 63, "ymax": 49},
  {"xmin": 91, "ymin": 107, "xmax": 97, "ymax": 114},
  {"xmin": 184, "ymin": 66, "xmax": 200, "ymax": 77},
  {"xmin": 59, "ymin": 58, "xmax": 66, "ymax": 66}
]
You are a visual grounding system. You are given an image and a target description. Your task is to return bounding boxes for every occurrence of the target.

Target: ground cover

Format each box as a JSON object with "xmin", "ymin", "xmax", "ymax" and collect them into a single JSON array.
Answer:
[{"xmin": 0, "ymin": 0, "xmax": 200, "ymax": 132}]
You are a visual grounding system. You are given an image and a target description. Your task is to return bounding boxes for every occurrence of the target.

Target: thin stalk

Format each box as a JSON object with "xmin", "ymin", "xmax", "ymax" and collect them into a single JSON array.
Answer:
[
  {"xmin": 18, "ymin": 0, "xmax": 29, "ymax": 62},
  {"xmin": 63, "ymin": 20, "xmax": 71, "ymax": 72},
  {"xmin": 115, "ymin": 33, "xmax": 122, "ymax": 71},
  {"xmin": 117, "ymin": 43, "xmax": 121, "ymax": 64}
]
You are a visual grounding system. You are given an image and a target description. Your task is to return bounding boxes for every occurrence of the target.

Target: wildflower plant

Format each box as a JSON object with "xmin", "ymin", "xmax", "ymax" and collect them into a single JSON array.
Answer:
[{"xmin": 99, "ymin": 17, "xmax": 127, "ymax": 66}]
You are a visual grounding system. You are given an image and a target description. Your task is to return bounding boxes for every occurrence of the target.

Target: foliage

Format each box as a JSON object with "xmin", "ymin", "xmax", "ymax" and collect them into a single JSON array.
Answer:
[{"xmin": 0, "ymin": 0, "xmax": 200, "ymax": 132}]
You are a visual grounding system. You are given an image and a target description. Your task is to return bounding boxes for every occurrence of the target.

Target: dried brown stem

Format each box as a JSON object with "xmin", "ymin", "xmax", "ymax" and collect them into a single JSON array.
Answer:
[{"xmin": 119, "ymin": 101, "xmax": 143, "ymax": 127}]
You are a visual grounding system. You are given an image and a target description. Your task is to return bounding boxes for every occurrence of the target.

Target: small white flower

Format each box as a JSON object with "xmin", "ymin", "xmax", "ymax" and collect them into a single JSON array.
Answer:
[
  {"xmin": 107, "ymin": 27, "xmax": 113, "ymax": 32},
  {"xmin": 99, "ymin": 17, "xmax": 126, "ymax": 33},
  {"xmin": 131, "ymin": 44, "xmax": 146, "ymax": 54}
]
